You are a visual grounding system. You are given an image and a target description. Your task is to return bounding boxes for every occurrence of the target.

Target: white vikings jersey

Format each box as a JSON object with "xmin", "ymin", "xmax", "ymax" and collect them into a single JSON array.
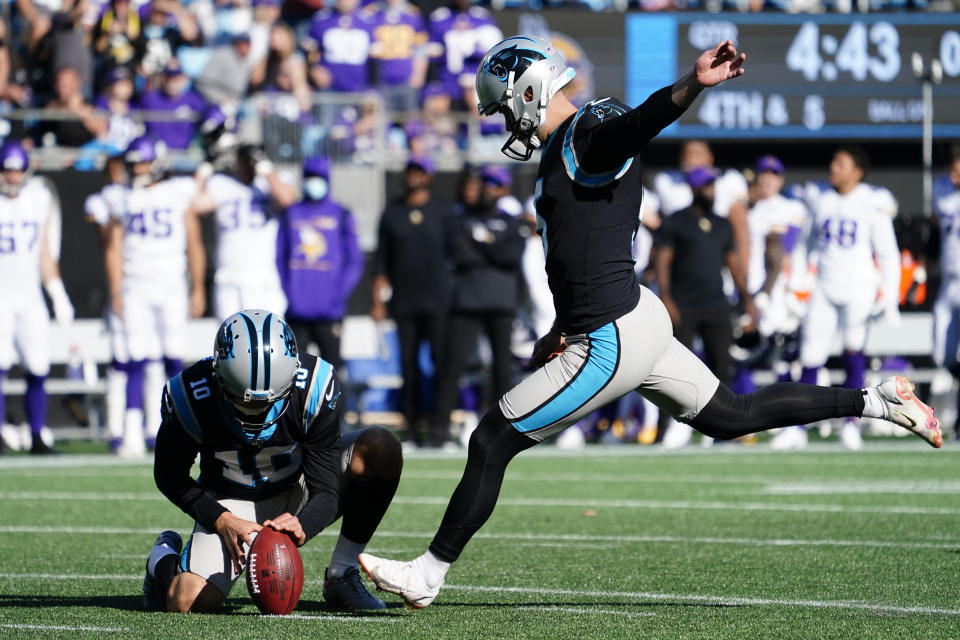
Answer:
[
  {"xmin": 84, "ymin": 183, "xmax": 128, "ymax": 228},
  {"xmin": 652, "ymin": 168, "xmax": 748, "ymax": 218},
  {"xmin": 633, "ymin": 187, "xmax": 660, "ymax": 273},
  {"xmin": 110, "ymin": 177, "xmax": 197, "ymax": 279},
  {"xmin": 746, "ymin": 193, "xmax": 806, "ymax": 295},
  {"xmin": 933, "ymin": 175, "xmax": 960, "ymax": 279},
  {"xmin": 205, "ymin": 174, "xmax": 280, "ymax": 282},
  {"xmin": 805, "ymin": 182, "xmax": 900, "ymax": 300},
  {"xmin": 0, "ymin": 178, "xmax": 56, "ymax": 295}
]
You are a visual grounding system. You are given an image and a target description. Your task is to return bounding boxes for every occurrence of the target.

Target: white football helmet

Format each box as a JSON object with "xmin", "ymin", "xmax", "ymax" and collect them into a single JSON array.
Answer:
[{"xmin": 476, "ymin": 35, "xmax": 576, "ymax": 161}]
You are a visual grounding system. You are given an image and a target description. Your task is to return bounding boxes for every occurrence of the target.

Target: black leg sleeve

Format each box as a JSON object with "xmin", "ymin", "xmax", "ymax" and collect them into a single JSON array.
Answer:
[
  {"xmin": 155, "ymin": 554, "xmax": 180, "ymax": 612},
  {"xmin": 690, "ymin": 382, "xmax": 865, "ymax": 440},
  {"xmin": 338, "ymin": 428, "xmax": 403, "ymax": 544},
  {"xmin": 428, "ymin": 408, "xmax": 538, "ymax": 563}
]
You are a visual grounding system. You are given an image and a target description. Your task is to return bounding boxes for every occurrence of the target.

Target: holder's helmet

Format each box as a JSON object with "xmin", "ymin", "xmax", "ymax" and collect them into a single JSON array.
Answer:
[
  {"xmin": 213, "ymin": 309, "xmax": 301, "ymax": 435},
  {"xmin": 476, "ymin": 35, "xmax": 576, "ymax": 161}
]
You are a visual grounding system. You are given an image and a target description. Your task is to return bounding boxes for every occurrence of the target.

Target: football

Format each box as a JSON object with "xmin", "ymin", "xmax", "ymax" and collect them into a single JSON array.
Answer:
[{"xmin": 245, "ymin": 527, "xmax": 304, "ymax": 615}]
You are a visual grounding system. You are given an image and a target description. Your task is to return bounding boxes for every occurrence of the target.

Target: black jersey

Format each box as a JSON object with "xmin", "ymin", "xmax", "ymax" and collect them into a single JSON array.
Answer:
[
  {"xmin": 153, "ymin": 353, "xmax": 341, "ymax": 541},
  {"xmin": 535, "ymin": 88, "xmax": 685, "ymax": 334}
]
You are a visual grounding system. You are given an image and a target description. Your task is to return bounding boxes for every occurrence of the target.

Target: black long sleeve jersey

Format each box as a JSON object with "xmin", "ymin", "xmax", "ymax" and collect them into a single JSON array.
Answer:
[
  {"xmin": 534, "ymin": 87, "xmax": 685, "ymax": 334},
  {"xmin": 153, "ymin": 353, "xmax": 342, "ymax": 542}
]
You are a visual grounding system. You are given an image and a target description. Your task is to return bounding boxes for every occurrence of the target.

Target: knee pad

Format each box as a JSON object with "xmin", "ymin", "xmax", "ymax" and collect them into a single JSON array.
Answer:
[{"xmin": 353, "ymin": 427, "xmax": 403, "ymax": 479}]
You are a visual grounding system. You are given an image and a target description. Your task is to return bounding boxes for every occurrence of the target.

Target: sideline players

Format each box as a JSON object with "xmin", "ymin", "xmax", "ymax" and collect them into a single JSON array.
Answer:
[
  {"xmin": 358, "ymin": 35, "xmax": 943, "ymax": 609},
  {"xmin": 0, "ymin": 140, "xmax": 73, "ymax": 454},
  {"xmin": 789, "ymin": 146, "xmax": 901, "ymax": 450},
  {"xmin": 191, "ymin": 144, "xmax": 296, "ymax": 320},
  {"xmin": 733, "ymin": 155, "xmax": 806, "ymax": 394},
  {"xmin": 142, "ymin": 310, "xmax": 401, "ymax": 612},
  {"xmin": 105, "ymin": 136, "xmax": 207, "ymax": 458},
  {"xmin": 932, "ymin": 152, "xmax": 960, "ymax": 433},
  {"xmin": 84, "ymin": 153, "xmax": 133, "ymax": 452}
]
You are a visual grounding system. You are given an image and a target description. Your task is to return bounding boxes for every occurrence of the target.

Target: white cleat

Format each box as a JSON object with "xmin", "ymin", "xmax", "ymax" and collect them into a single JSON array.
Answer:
[
  {"xmin": 839, "ymin": 421, "xmax": 863, "ymax": 450},
  {"xmin": 358, "ymin": 553, "xmax": 443, "ymax": 609},
  {"xmin": 873, "ymin": 376, "xmax": 942, "ymax": 448},
  {"xmin": 770, "ymin": 426, "xmax": 808, "ymax": 450},
  {"xmin": 661, "ymin": 420, "xmax": 693, "ymax": 449},
  {"xmin": 555, "ymin": 426, "xmax": 586, "ymax": 450}
]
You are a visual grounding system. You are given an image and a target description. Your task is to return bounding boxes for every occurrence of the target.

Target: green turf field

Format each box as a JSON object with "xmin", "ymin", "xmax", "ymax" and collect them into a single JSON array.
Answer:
[{"xmin": 1, "ymin": 442, "xmax": 958, "ymax": 640}]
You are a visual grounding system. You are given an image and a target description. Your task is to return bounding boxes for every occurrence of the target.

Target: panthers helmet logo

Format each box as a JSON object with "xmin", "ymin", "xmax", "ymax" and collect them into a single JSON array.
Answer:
[
  {"xmin": 485, "ymin": 44, "xmax": 548, "ymax": 83},
  {"xmin": 282, "ymin": 324, "xmax": 298, "ymax": 358},
  {"xmin": 216, "ymin": 323, "xmax": 236, "ymax": 361}
]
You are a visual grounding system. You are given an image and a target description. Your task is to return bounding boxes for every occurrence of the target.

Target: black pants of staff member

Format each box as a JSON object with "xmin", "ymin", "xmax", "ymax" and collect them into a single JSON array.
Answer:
[
  {"xmin": 432, "ymin": 311, "xmax": 514, "ymax": 444},
  {"xmin": 287, "ymin": 317, "xmax": 343, "ymax": 372},
  {"xmin": 674, "ymin": 306, "xmax": 734, "ymax": 385},
  {"xmin": 395, "ymin": 312, "xmax": 446, "ymax": 433}
]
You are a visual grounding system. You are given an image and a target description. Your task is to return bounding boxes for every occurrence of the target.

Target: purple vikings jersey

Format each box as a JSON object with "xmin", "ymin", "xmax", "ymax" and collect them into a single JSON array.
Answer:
[
  {"xmin": 367, "ymin": 3, "xmax": 427, "ymax": 86},
  {"xmin": 136, "ymin": 90, "xmax": 208, "ymax": 150},
  {"xmin": 307, "ymin": 9, "xmax": 375, "ymax": 93},
  {"xmin": 428, "ymin": 6, "xmax": 501, "ymax": 98}
]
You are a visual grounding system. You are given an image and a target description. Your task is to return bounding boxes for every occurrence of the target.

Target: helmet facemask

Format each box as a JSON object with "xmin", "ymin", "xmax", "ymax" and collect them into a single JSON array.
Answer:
[
  {"xmin": 490, "ymin": 72, "xmax": 550, "ymax": 162},
  {"xmin": 215, "ymin": 375, "xmax": 296, "ymax": 435}
]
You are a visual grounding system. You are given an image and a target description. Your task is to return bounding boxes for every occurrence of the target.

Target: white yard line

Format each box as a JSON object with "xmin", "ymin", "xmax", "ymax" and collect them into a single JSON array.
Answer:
[
  {"xmin": 762, "ymin": 482, "xmax": 960, "ymax": 495},
  {"xmin": 0, "ymin": 624, "xmax": 127, "ymax": 632},
  {"xmin": 5, "ymin": 526, "xmax": 960, "ymax": 551},
  {"xmin": 3, "ymin": 491, "xmax": 956, "ymax": 516},
  {"xmin": 391, "ymin": 496, "xmax": 960, "ymax": 516},
  {"xmin": 0, "ymin": 526, "xmax": 162, "ymax": 534},
  {"xmin": 0, "ymin": 491, "xmax": 164, "ymax": 501},
  {"xmin": 265, "ymin": 613, "xmax": 398, "ymax": 623}
]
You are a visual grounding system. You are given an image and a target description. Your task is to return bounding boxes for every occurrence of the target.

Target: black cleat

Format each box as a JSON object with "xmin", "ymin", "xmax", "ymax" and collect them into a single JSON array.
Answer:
[
  {"xmin": 323, "ymin": 566, "xmax": 386, "ymax": 611},
  {"xmin": 29, "ymin": 439, "xmax": 56, "ymax": 455},
  {"xmin": 143, "ymin": 530, "xmax": 183, "ymax": 611}
]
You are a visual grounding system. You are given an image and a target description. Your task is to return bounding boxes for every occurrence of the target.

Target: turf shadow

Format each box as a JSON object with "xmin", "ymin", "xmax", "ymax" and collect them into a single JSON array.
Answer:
[
  {"xmin": 281, "ymin": 598, "xmax": 408, "ymax": 614},
  {"xmin": 0, "ymin": 593, "xmax": 145, "ymax": 611},
  {"xmin": 0, "ymin": 593, "xmax": 246, "ymax": 614}
]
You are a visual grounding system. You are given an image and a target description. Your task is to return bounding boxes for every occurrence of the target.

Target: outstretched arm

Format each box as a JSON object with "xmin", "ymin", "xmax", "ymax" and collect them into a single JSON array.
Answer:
[{"xmin": 580, "ymin": 41, "xmax": 746, "ymax": 174}]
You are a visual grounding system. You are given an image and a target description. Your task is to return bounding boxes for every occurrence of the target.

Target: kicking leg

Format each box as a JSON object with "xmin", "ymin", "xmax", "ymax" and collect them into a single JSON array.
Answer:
[
  {"xmin": 360, "ymin": 408, "xmax": 537, "ymax": 608},
  {"xmin": 690, "ymin": 378, "xmax": 941, "ymax": 447}
]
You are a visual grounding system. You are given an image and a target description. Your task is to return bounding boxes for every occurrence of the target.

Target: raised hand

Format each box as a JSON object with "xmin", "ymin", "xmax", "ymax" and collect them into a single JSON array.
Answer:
[{"xmin": 694, "ymin": 40, "xmax": 747, "ymax": 88}]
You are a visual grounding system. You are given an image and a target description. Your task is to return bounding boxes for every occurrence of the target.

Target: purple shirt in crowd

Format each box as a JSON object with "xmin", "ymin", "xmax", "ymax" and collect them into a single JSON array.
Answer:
[
  {"xmin": 307, "ymin": 9, "xmax": 375, "ymax": 93},
  {"xmin": 135, "ymin": 90, "xmax": 208, "ymax": 150},
  {"xmin": 366, "ymin": 2, "xmax": 426, "ymax": 86},
  {"xmin": 427, "ymin": 5, "xmax": 500, "ymax": 99},
  {"xmin": 276, "ymin": 197, "xmax": 364, "ymax": 320}
]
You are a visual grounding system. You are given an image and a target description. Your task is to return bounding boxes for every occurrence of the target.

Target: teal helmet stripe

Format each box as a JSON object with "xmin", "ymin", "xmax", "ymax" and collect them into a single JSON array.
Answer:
[
  {"xmin": 262, "ymin": 312, "xmax": 273, "ymax": 392},
  {"xmin": 238, "ymin": 311, "xmax": 260, "ymax": 391}
]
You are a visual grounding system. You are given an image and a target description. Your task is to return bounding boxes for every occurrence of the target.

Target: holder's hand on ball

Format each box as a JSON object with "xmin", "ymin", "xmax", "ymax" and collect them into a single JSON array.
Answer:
[
  {"xmin": 215, "ymin": 511, "xmax": 263, "ymax": 574},
  {"xmin": 263, "ymin": 512, "xmax": 306, "ymax": 547}
]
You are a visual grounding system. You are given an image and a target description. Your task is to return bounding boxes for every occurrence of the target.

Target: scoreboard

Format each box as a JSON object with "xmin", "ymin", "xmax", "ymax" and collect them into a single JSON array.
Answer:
[{"xmin": 625, "ymin": 14, "xmax": 960, "ymax": 139}]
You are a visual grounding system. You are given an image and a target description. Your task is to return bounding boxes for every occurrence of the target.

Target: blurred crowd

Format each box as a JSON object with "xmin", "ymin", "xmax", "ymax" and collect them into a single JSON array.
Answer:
[{"xmin": 0, "ymin": 0, "xmax": 953, "ymax": 166}]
